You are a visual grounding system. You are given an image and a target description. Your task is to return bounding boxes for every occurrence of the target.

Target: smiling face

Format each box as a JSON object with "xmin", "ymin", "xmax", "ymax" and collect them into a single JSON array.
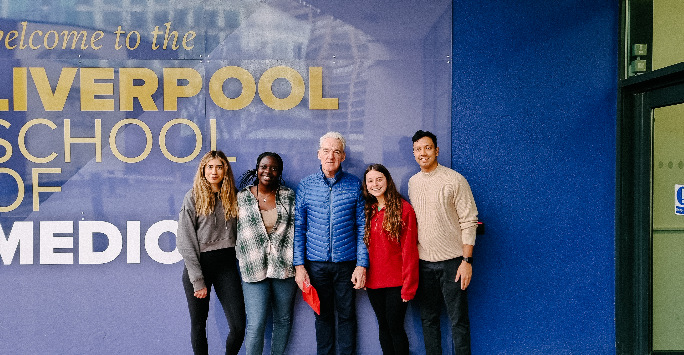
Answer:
[
  {"xmin": 204, "ymin": 158, "xmax": 225, "ymax": 191},
  {"xmin": 365, "ymin": 169, "xmax": 387, "ymax": 201},
  {"xmin": 318, "ymin": 137, "xmax": 346, "ymax": 178},
  {"xmin": 257, "ymin": 155, "xmax": 281, "ymax": 188},
  {"xmin": 413, "ymin": 136, "xmax": 439, "ymax": 172}
]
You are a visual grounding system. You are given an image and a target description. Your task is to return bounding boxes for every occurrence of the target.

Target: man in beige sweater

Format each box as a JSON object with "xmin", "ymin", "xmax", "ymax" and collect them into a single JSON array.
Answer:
[{"xmin": 408, "ymin": 130, "xmax": 478, "ymax": 355}]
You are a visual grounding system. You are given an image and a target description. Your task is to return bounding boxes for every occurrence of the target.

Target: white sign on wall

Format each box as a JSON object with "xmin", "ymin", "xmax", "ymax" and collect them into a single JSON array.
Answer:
[{"xmin": 675, "ymin": 184, "xmax": 684, "ymax": 215}]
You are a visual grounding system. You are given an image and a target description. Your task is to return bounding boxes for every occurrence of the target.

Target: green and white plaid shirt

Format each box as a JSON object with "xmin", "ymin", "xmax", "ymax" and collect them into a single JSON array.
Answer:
[{"xmin": 236, "ymin": 185, "xmax": 295, "ymax": 282}]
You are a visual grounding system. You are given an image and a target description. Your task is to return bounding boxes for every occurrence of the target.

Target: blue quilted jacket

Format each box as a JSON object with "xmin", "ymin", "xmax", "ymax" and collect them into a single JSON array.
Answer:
[{"xmin": 293, "ymin": 167, "xmax": 368, "ymax": 267}]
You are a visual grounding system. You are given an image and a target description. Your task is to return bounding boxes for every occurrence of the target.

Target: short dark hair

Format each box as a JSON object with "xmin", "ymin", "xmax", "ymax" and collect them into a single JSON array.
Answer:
[{"xmin": 412, "ymin": 130, "xmax": 437, "ymax": 147}]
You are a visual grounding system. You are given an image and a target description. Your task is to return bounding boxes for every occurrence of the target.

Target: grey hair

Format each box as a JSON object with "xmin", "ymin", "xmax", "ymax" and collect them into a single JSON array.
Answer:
[{"xmin": 319, "ymin": 131, "xmax": 346, "ymax": 151}]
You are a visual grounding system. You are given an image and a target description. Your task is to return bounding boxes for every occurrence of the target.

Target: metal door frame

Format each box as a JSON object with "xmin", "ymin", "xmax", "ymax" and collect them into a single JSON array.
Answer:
[{"xmin": 617, "ymin": 62, "xmax": 684, "ymax": 354}]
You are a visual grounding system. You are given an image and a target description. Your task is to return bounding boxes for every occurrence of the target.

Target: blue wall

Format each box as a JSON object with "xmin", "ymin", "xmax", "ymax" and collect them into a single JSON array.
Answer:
[{"xmin": 452, "ymin": 1, "xmax": 617, "ymax": 353}]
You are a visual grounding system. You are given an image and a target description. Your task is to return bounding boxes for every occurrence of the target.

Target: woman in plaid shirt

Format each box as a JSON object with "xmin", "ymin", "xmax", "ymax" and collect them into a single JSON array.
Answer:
[{"xmin": 236, "ymin": 152, "xmax": 296, "ymax": 355}]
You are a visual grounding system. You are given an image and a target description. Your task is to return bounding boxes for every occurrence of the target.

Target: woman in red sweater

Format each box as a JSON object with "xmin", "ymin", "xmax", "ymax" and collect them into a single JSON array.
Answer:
[{"xmin": 362, "ymin": 164, "xmax": 419, "ymax": 355}]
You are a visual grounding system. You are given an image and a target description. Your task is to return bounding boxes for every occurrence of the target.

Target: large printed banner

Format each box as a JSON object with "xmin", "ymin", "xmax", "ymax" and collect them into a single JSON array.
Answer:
[{"xmin": 0, "ymin": 1, "xmax": 451, "ymax": 353}]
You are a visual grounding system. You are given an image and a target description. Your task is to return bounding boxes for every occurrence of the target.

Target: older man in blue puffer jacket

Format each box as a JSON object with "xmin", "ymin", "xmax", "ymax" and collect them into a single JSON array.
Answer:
[{"xmin": 294, "ymin": 131, "xmax": 369, "ymax": 355}]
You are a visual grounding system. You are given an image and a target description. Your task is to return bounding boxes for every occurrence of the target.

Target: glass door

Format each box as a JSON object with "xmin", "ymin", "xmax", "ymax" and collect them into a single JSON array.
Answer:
[
  {"xmin": 617, "ymin": 79, "xmax": 684, "ymax": 353},
  {"xmin": 619, "ymin": 1, "xmax": 684, "ymax": 352},
  {"xmin": 652, "ymin": 103, "xmax": 684, "ymax": 350}
]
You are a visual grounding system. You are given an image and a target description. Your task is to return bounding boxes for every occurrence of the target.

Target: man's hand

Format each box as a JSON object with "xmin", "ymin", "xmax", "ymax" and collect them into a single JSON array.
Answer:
[
  {"xmin": 194, "ymin": 287, "xmax": 208, "ymax": 299},
  {"xmin": 351, "ymin": 266, "xmax": 366, "ymax": 289},
  {"xmin": 455, "ymin": 261, "xmax": 472, "ymax": 290},
  {"xmin": 295, "ymin": 265, "xmax": 309, "ymax": 291}
]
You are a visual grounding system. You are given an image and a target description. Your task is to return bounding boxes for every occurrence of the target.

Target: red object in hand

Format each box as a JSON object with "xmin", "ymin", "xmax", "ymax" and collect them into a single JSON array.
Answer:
[{"xmin": 302, "ymin": 280, "xmax": 320, "ymax": 315}]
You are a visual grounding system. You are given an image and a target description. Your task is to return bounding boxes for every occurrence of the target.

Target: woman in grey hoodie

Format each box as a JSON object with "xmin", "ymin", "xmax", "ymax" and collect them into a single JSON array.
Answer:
[{"xmin": 177, "ymin": 150, "xmax": 246, "ymax": 355}]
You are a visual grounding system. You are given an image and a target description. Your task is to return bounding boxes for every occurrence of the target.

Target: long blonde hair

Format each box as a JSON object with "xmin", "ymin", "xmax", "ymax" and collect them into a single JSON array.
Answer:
[{"xmin": 192, "ymin": 150, "xmax": 238, "ymax": 219}]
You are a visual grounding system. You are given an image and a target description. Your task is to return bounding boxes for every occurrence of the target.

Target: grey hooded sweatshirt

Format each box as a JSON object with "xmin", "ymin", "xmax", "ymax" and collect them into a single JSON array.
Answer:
[{"xmin": 177, "ymin": 189, "xmax": 237, "ymax": 291}]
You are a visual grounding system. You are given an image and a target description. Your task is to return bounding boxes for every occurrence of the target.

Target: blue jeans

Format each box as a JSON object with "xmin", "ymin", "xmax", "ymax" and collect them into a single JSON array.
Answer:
[
  {"xmin": 417, "ymin": 257, "xmax": 471, "ymax": 355},
  {"xmin": 242, "ymin": 277, "xmax": 297, "ymax": 355},
  {"xmin": 307, "ymin": 260, "xmax": 357, "ymax": 355}
]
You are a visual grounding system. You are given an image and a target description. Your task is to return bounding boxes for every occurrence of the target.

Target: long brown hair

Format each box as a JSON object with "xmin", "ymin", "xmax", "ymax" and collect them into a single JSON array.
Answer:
[
  {"xmin": 192, "ymin": 150, "xmax": 238, "ymax": 219},
  {"xmin": 362, "ymin": 164, "xmax": 403, "ymax": 246}
]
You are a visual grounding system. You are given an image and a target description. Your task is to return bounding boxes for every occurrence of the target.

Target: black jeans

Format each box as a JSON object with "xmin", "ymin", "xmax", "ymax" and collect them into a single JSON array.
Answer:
[
  {"xmin": 417, "ymin": 257, "xmax": 471, "ymax": 355},
  {"xmin": 182, "ymin": 248, "xmax": 246, "ymax": 355},
  {"xmin": 366, "ymin": 286, "xmax": 409, "ymax": 355},
  {"xmin": 307, "ymin": 260, "xmax": 357, "ymax": 355}
]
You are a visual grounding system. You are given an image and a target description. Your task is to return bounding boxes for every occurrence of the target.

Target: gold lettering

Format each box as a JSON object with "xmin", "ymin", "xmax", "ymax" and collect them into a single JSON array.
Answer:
[
  {"xmin": 64, "ymin": 118, "xmax": 102, "ymax": 162},
  {"xmin": 44, "ymin": 31, "xmax": 58, "ymax": 49},
  {"xmin": 119, "ymin": 68, "xmax": 158, "ymax": 111},
  {"xmin": 0, "ymin": 168, "xmax": 24, "ymax": 212},
  {"xmin": 126, "ymin": 31, "xmax": 140, "ymax": 50},
  {"xmin": 19, "ymin": 119, "xmax": 58, "ymax": 163},
  {"xmin": 109, "ymin": 119, "xmax": 153, "ymax": 163},
  {"xmin": 209, "ymin": 66, "xmax": 256, "ymax": 110},
  {"xmin": 309, "ymin": 67, "xmax": 338, "ymax": 110},
  {"xmin": 28, "ymin": 30, "xmax": 42, "ymax": 50},
  {"xmin": 151, "ymin": 26, "xmax": 162, "ymax": 50},
  {"xmin": 159, "ymin": 118, "xmax": 201, "ymax": 163},
  {"xmin": 60, "ymin": 30, "xmax": 88, "ymax": 50},
  {"xmin": 0, "ymin": 119, "xmax": 11, "ymax": 163},
  {"xmin": 32, "ymin": 168, "xmax": 61, "ymax": 211},
  {"xmin": 210, "ymin": 119, "xmax": 217, "ymax": 151},
  {"xmin": 18, "ymin": 22, "xmax": 28, "ymax": 49},
  {"xmin": 182, "ymin": 31, "xmax": 196, "ymax": 50},
  {"xmin": 80, "ymin": 68, "xmax": 114, "ymax": 111},
  {"xmin": 162, "ymin": 22, "xmax": 180, "ymax": 50},
  {"xmin": 163, "ymin": 68, "xmax": 202, "ymax": 111},
  {"xmin": 114, "ymin": 26, "xmax": 124, "ymax": 50},
  {"xmin": 30, "ymin": 67, "xmax": 77, "ymax": 111},
  {"xmin": 13, "ymin": 67, "xmax": 27, "ymax": 111},
  {"xmin": 91, "ymin": 31, "xmax": 104, "ymax": 50},
  {"xmin": 258, "ymin": 66, "xmax": 305, "ymax": 110},
  {"xmin": 5, "ymin": 30, "xmax": 18, "ymax": 49}
]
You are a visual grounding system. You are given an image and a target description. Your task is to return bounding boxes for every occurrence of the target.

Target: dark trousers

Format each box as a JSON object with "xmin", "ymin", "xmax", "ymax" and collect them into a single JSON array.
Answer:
[
  {"xmin": 367, "ymin": 287, "xmax": 409, "ymax": 355},
  {"xmin": 182, "ymin": 248, "xmax": 246, "ymax": 355},
  {"xmin": 417, "ymin": 258, "xmax": 471, "ymax": 355},
  {"xmin": 307, "ymin": 260, "xmax": 357, "ymax": 355}
]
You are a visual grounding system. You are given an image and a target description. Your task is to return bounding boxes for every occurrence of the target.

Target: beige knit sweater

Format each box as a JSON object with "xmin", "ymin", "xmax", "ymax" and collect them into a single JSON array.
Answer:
[{"xmin": 408, "ymin": 164, "xmax": 478, "ymax": 262}]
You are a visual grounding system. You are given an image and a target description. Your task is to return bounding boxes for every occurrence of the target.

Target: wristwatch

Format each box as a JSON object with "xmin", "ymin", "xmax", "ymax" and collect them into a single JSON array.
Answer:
[{"xmin": 462, "ymin": 256, "xmax": 473, "ymax": 264}]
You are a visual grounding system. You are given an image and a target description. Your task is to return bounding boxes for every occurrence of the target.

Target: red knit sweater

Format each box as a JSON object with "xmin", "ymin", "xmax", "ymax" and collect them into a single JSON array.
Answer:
[{"xmin": 365, "ymin": 199, "xmax": 419, "ymax": 300}]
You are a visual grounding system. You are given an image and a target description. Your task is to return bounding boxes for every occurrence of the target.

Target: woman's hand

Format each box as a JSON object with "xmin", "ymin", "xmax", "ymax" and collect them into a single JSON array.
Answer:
[{"xmin": 194, "ymin": 287, "xmax": 208, "ymax": 299}]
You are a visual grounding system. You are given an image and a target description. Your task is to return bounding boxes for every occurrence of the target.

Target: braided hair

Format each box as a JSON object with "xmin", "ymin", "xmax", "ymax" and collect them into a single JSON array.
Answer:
[{"xmin": 237, "ymin": 152, "xmax": 288, "ymax": 212}]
